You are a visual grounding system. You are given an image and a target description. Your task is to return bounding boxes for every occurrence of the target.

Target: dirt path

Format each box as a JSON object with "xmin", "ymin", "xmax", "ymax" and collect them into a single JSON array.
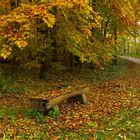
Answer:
[
  {"xmin": 122, "ymin": 56, "xmax": 140, "ymax": 79},
  {"xmin": 119, "ymin": 56, "xmax": 140, "ymax": 64}
]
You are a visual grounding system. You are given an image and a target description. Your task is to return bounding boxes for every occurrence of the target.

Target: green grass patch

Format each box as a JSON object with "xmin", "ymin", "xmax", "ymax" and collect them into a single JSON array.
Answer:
[
  {"xmin": 0, "ymin": 107, "xmax": 139, "ymax": 139},
  {"xmin": 0, "ymin": 107, "xmax": 44, "ymax": 122}
]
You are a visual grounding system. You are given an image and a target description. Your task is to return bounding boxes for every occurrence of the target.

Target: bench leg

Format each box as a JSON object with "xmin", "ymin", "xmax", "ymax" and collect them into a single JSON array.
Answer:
[
  {"xmin": 48, "ymin": 105, "xmax": 60, "ymax": 119},
  {"xmin": 80, "ymin": 94, "xmax": 87, "ymax": 104}
]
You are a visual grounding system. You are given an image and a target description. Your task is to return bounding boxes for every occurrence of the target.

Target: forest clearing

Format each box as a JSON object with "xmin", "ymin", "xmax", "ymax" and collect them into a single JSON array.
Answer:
[
  {"xmin": 0, "ymin": 0, "xmax": 140, "ymax": 139},
  {"xmin": 0, "ymin": 58, "xmax": 140, "ymax": 139}
]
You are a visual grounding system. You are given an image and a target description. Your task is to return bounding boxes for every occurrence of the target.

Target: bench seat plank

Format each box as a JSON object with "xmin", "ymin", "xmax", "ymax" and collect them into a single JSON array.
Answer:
[{"xmin": 46, "ymin": 87, "xmax": 89, "ymax": 110}]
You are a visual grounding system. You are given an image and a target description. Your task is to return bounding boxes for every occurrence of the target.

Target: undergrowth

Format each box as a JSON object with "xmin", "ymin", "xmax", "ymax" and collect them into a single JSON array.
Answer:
[
  {"xmin": 75, "ymin": 58, "xmax": 127, "ymax": 83},
  {"xmin": 0, "ymin": 67, "xmax": 28, "ymax": 94}
]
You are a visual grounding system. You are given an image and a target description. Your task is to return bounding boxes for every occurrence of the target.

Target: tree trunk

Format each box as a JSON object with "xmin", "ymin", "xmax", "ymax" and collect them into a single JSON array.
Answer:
[{"xmin": 113, "ymin": 27, "xmax": 117, "ymax": 65}]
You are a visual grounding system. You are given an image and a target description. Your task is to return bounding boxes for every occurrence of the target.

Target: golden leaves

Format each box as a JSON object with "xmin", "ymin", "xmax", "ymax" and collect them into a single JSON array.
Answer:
[
  {"xmin": 0, "ymin": 0, "xmax": 10, "ymax": 12},
  {"xmin": 42, "ymin": 14, "xmax": 55, "ymax": 28},
  {"xmin": 81, "ymin": 26, "xmax": 92, "ymax": 38},
  {"xmin": 15, "ymin": 40, "xmax": 28, "ymax": 48},
  {"xmin": 0, "ymin": 0, "xmax": 101, "ymax": 61},
  {"xmin": 0, "ymin": 45, "xmax": 12, "ymax": 59},
  {"xmin": 111, "ymin": 0, "xmax": 136, "ymax": 27}
]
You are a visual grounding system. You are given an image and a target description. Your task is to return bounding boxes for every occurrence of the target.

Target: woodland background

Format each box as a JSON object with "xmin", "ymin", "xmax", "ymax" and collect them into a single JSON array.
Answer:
[{"xmin": 0, "ymin": 0, "xmax": 140, "ymax": 139}]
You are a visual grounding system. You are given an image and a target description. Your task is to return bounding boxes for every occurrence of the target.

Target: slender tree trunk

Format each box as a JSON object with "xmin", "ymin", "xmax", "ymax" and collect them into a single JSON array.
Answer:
[
  {"xmin": 113, "ymin": 27, "xmax": 117, "ymax": 65},
  {"xmin": 103, "ymin": 17, "xmax": 110, "ymax": 38}
]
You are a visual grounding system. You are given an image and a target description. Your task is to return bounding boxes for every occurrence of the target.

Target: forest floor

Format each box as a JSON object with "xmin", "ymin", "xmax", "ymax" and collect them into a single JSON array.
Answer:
[{"xmin": 0, "ymin": 58, "xmax": 140, "ymax": 140}]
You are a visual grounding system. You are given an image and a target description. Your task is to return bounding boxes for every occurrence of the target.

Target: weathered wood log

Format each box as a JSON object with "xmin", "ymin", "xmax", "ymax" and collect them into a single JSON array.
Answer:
[
  {"xmin": 46, "ymin": 87, "xmax": 89, "ymax": 110},
  {"xmin": 29, "ymin": 87, "xmax": 89, "ymax": 113}
]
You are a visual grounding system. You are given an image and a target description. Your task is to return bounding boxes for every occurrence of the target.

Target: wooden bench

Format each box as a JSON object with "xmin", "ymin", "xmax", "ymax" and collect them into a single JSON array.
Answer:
[{"xmin": 29, "ymin": 87, "xmax": 89, "ymax": 115}]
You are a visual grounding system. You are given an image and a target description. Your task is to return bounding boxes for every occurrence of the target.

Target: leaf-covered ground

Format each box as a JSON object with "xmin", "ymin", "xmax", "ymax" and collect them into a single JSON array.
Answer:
[{"xmin": 0, "ymin": 59, "xmax": 140, "ymax": 140}]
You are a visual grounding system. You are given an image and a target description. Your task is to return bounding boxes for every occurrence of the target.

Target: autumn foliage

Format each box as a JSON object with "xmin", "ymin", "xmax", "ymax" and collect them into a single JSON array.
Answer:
[{"xmin": 0, "ymin": 0, "xmax": 139, "ymax": 71}]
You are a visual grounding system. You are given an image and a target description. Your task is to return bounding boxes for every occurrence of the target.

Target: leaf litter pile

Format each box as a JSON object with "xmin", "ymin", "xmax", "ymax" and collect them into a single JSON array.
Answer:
[{"xmin": 0, "ymin": 60, "xmax": 140, "ymax": 139}]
